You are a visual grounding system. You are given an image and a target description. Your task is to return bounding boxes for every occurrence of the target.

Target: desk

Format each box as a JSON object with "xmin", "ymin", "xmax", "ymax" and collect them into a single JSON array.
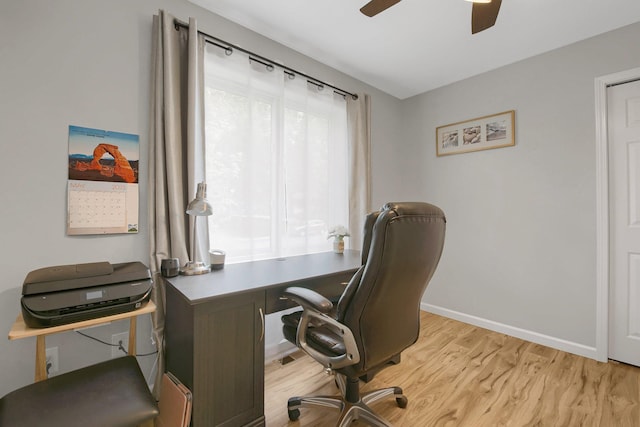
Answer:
[
  {"xmin": 8, "ymin": 301, "xmax": 156, "ymax": 382},
  {"xmin": 165, "ymin": 250, "xmax": 361, "ymax": 427}
]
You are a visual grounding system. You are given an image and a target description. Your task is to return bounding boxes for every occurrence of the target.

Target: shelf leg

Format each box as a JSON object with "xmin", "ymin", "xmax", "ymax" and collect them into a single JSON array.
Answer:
[
  {"xmin": 35, "ymin": 335, "xmax": 47, "ymax": 382},
  {"xmin": 128, "ymin": 316, "xmax": 137, "ymax": 356}
]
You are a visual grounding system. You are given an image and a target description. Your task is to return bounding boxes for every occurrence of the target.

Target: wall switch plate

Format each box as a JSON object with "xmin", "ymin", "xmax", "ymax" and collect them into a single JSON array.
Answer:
[{"xmin": 111, "ymin": 332, "xmax": 129, "ymax": 358}]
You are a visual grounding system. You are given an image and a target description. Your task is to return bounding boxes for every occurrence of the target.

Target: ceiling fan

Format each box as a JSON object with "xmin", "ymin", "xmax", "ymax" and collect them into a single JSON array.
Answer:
[{"xmin": 360, "ymin": 0, "xmax": 503, "ymax": 34}]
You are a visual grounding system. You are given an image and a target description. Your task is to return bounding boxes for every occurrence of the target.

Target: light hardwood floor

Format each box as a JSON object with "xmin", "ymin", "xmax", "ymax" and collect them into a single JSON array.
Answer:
[{"xmin": 264, "ymin": 311, "xmax": 640, "ymax": 426}]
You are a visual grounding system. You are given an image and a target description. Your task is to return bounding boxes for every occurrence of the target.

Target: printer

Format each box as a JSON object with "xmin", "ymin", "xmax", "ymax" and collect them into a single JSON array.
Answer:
[{"xmin": 21, "ymin": 261, "xmax": 152, "ymax": 328}]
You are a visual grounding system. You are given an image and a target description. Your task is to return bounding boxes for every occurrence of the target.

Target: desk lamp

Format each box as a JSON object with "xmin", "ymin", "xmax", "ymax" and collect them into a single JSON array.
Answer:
[{"xmin": 181, "ymin": 182, "xmax": 213, "ymax": 276}]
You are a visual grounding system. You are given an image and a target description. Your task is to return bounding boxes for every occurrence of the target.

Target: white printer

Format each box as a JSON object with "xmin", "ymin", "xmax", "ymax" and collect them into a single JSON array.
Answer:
[{"xmin": 20, "ymin": 261, "xmax": 152, "ymax": 328}]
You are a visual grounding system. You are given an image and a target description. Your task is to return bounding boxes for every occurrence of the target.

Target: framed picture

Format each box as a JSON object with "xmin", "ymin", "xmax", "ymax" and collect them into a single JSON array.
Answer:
[{"xmin": 436, "ymin": 110, "xmax": 515, "ymax": 156}]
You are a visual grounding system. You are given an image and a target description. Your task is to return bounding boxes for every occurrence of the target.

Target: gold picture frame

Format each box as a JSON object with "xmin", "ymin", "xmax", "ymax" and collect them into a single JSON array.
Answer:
[{"xmin": 436, "ymin": 110, "xmax": 515, "ymax": 156}]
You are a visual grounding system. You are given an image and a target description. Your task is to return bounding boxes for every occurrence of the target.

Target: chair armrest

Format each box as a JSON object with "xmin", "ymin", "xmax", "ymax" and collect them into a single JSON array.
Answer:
[
  {"xmin": 282, "ymin": 287, "xmax": 360, "ymax": 370},
  {"xmin": 282, "ymin": 287, "xmax": 333, "ymax": 313}
]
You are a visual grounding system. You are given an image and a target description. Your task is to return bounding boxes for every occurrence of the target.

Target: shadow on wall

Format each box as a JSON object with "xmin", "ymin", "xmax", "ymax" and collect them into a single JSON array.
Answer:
[
  {"xmin": 1, "ymin": 286, "xmax": 23, "ymax": 336},
  {"xmin": 0, "ymin": 286, "xmax": 37, "ymax": 395}
]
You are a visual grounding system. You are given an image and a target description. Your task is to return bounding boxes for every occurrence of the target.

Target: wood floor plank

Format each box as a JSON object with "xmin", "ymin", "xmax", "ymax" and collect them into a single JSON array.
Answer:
[{"xmin": 264, "ymin": 312, "xmax": 640, "ymax": 426}]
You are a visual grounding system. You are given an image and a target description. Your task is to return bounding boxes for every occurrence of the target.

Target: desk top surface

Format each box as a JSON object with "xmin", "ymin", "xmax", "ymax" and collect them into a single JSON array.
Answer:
[{"xmin": 167, "ymin": 250, "xmax": 361, "ymax": 303}]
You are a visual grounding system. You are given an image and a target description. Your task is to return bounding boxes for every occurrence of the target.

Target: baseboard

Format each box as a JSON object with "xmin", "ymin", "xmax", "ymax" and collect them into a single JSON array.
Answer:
[
  {"xmin": 265, "ymin": 339, "xmax": 297, "ymax": 364},
  {"xmin": 421, "ymin": 303, "xmax": 598, "ymax": 360}
]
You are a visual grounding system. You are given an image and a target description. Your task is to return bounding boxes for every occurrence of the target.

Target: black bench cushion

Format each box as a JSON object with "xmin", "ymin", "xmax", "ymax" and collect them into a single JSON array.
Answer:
[{"xmin": 0, "ymin": 356, "xmax": 158, "ymax": 427}]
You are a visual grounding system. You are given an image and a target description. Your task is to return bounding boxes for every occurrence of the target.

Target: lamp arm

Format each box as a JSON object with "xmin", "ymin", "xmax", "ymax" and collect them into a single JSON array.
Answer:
[{"xmin": 191, "ymin": 216, "xmax": 197, "ymax": 263}]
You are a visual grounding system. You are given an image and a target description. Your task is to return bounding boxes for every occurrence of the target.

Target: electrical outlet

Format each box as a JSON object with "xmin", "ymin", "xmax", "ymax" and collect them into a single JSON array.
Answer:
[
  {"xmin": 111, "ymin": 332, "xmax": 129, "ymax": 358},
  {"xmin": 45, "ymin": 347, "xmax": 59, "ymax": 376}
]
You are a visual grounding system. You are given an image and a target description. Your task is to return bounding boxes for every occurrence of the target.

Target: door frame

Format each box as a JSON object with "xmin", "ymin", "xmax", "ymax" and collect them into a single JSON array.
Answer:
[{"xmin": 594, "ymin": 67, "xmax": 640, "ymax": 362}]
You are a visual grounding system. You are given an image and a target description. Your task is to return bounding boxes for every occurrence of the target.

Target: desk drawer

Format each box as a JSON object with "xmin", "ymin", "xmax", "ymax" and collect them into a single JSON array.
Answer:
[{"xmin": 265, "ymin": 272, "xmax": 353, "ymax": 314}]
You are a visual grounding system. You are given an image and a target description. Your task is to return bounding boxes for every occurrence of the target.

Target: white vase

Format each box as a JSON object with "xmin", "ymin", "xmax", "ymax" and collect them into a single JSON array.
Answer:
[{"xmin": 333, "ymin": 238, "xmax": 344, "ymax": 254}]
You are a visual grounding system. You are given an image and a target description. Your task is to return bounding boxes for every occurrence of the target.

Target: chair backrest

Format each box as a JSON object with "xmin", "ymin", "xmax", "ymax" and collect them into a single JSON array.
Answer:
[{"xmin": 336, "ymin": 202, "xmax": 446, "ymax": 374}]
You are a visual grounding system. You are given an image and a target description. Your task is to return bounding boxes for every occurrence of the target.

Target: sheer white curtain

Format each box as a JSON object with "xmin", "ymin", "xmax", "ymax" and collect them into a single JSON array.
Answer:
[{"xmin": 203, "ymin": 45, "xmax": 350, "ymax": 262}]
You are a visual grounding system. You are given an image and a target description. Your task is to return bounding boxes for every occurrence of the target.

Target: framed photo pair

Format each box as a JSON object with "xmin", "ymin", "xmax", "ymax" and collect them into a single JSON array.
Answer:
[{"xmin": 436, "ymin": 110, "xmax": 515, "ymax": 156}]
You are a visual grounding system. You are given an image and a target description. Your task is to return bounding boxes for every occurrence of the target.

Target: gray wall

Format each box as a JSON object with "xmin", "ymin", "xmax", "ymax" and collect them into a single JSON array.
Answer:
[
  {"xmin": 0, "ymin": 0, "xmax": 400, "ymax": 395},
  {"xmin": 1, "ymin": 0, "xmax": 639, "ymax": 398},
  {"xmin": 408, "ymin": 23, "xmax": 640, "ymax": 354}
]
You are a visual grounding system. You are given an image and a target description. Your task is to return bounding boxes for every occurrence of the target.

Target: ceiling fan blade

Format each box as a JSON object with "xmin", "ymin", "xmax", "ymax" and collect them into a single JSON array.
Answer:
[
  {"xmin": 471, "ymin": 0, "xmax": 502, "ymax": 34},
  {"xmin": 360, "ymin": 0, "xmax": 402, "ymax": 17}
]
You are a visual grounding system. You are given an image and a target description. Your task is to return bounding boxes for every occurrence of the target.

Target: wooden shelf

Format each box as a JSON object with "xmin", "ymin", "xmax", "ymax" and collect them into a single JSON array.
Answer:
[
  {"xmin": 7, "ymin": 301, "xmax": 156, "ymax": 382},
  {"xmin": 8, "ymin": 301, "xmax": 156, "ymax": 340}
]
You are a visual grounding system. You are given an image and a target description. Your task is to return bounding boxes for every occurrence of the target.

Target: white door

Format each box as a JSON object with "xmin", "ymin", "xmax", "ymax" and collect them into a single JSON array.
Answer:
[{"xmin": 608, "ymin": 79, "xmax": 640, "ymax": 366}]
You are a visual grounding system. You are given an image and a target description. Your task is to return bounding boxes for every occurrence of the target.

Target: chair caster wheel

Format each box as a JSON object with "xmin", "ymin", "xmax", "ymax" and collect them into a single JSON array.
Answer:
[
  {"xmin": 288, "ymin": 408, "xmax": 300, "ymax": 421},
  {"xmin": 396, "ymin": 395, "xmax": 408, "ymax": 408}
]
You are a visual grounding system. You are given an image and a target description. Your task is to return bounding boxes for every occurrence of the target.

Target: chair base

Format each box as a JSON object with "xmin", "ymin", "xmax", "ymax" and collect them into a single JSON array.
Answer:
[{"xmin": 287, "ymin": 374, "xmax": 407, "ymax": 427}]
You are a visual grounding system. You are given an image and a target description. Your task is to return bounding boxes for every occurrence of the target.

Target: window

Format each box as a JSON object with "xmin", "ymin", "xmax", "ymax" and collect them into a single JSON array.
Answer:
[{"xmin": 204, "ymin": 46, "xmax": 349, "ymax": 263}]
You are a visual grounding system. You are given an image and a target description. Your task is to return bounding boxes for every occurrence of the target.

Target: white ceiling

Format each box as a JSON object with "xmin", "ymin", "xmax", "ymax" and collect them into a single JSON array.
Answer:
[{"xmin": 190, "ymin": 0, "xmax": 640, "ymax": 99}]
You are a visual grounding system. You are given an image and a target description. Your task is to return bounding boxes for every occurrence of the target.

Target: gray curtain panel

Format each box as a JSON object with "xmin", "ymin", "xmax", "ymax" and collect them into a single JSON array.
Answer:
[
  {"xmin": 148, "ymin": 10, "xmax": 205, "ymax": 398},
  {"xmin": 347, "ymin": 93, "xmax": 372, "ymax": 249}
]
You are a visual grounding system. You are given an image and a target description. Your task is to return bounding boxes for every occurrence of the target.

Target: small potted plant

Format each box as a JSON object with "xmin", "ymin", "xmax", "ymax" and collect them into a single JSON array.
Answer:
[{"xmin": 328, "ymin": 225, "xmax": 349, "ymax": 254}]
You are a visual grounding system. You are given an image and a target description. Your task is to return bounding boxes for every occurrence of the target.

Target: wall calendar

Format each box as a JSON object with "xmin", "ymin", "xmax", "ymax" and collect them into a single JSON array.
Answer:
[{"xmin": 67, "ymin": 125, "xmax": 139, "ymax": 235}]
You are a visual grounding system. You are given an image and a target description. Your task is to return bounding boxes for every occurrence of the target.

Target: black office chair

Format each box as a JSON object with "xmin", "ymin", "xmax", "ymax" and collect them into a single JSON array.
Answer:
[{"xmin": 281, "ymin": 202, "xmax": 446, "ymax": 426}]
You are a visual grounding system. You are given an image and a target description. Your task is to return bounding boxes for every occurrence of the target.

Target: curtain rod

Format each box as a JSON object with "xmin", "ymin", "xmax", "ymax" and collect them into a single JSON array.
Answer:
[{"xmin": 173, "ymin": 19, "xmax": 358, "ymax": 100}]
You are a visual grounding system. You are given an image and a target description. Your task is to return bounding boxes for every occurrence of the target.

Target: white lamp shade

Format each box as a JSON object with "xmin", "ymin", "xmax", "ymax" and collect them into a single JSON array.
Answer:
[{"xmin": 186, "ymin": 182, "xmax": 213, "ymax": 216}]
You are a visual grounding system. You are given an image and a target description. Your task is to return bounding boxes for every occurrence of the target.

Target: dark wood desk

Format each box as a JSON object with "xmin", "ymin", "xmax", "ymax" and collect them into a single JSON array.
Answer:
[{"xmin": 165, "ymin": 250, "xmax": 361, "ymax": 427}]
